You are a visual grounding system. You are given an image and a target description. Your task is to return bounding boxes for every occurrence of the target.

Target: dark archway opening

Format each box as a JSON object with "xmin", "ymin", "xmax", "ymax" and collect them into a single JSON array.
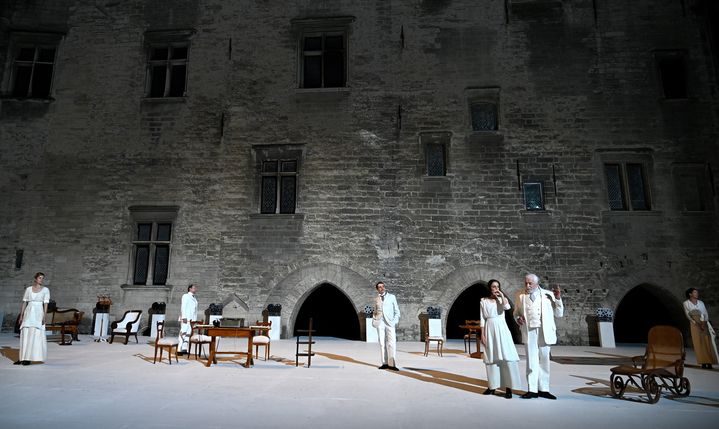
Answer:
[
  {"xmin": 614, "ymin": 284, "xmax": 687, "ymax": 344},
  {"xmin": 294, "ymin": 283, "xmax": 361, "ymax": 340}
]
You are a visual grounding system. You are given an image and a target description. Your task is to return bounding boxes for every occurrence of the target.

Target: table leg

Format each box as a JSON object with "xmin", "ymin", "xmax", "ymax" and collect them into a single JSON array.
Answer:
[
  {"xmin": 206, "ymin": 337, "xmax": 216, "ymax": 367},
  {"xmin": 245, "ymin": 335, "xmax": 254, "ymax": 368}
]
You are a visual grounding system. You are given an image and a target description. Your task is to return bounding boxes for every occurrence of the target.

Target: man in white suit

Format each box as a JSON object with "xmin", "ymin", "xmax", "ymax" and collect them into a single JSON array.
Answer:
[
  {"xmin": 372, "ymin": 281, "xmax": 400, "ymax": 371},
  {"xmin": 514, "ymin": 273, "xmax": 564, "ymax": 399},
  {"xmin": 178, "ymin": 283, "xmax": 199, "ymax": 356}
]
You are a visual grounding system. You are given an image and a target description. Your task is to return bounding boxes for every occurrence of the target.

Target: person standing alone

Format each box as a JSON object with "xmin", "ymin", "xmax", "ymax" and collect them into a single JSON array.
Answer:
[
  {"xmin": 372, "ymin": 281, "xmax": 400, "ymax": 371},
  {"xmin": 178, "ymin": 283, "xmax": 199, "ymax": 356}
]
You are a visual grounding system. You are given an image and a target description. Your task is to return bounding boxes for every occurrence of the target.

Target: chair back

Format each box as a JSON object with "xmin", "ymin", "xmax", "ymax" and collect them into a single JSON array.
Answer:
[
  {"xmin": 643, "ymin": 325, "xmax": 685, "ymax": 375},
  {"xmin": 117, "ymin": 310, "xmax": 143, "ymax": 332},
  {"xmin": 420, "ymin": 317, "xmax": 430, "ymax": 340},
  {"xmin": 156, "ymin": 320, "xmax": 166, "ymax": 340},
  {"xmin": 254, "ymin": 320, "xmax": 271, "ymax": 335},
  {"xmin": 465, "ymin": 319, "xmax": 481, "ymax": 326}
]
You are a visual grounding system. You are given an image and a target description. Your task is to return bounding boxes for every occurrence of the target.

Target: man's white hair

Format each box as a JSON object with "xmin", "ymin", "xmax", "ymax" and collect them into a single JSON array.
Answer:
[{"xmin": 525, "ymin": 273, "xmax": 539, "ymax": 283}]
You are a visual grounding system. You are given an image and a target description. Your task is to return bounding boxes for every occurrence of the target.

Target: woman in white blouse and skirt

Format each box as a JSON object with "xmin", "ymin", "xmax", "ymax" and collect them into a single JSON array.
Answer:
[
  {"xmin": 15, "ymin": 272, "xmax": 50, "ymax": 365},
  {"xmin": 480, "ymin": 279, "xmax": 521, "ymax": 398},
  {"xmin": 683, "ymin": 287, "xmax": 718, "ymax": 369}
]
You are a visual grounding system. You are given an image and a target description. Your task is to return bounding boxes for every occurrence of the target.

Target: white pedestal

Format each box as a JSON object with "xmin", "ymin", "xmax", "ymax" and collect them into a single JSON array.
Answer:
[
  {"xmin": 365, "ymin": 318, "xmax": 378, "ymax": 343},
  {"xmin": 150, "ymin": 314, "xmax": 166, "ymax": 338},
  {"xmin": 598, "ymin": 321, "xmax": 616, "ymax": 348},
  {"xmin": 94, "ymin": 313, "xmax": 109, "ymax": 340},
  {"xmin": 268, "ymin": 316, "xmax": 281, "ymax": 340},
  {"xmin": 428, "ymin": 319, "xmax": 442, "ymax": 338}
]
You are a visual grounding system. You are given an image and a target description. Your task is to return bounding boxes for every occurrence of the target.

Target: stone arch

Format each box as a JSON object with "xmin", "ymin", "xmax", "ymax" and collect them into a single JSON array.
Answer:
[
  {"xmin": 264, "ymin": 263, "xmax": 371, "ymax": 339},
  {"xmin": 428, "ymin": 264, "xmax": 524, "ymax": 337},
  {"xmin": 614, "ymin": 283, "xmax": 687, "ymax": 343}
]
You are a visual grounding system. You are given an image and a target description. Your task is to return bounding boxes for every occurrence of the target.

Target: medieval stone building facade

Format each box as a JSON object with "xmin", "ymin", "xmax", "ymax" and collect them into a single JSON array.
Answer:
[{"xmin": 1, "ymin": 0, "xmax": 717, "ymax": 344}]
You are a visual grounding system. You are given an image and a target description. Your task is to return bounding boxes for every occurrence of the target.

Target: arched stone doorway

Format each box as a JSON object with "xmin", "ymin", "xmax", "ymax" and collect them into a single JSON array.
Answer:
[
  {"xmin": 446, "ymin": 282, "xmax": 491, "ymax": 339},
  {"xmin": 293, "ymin": 283, "xmax": 361, "ymax": 340},
  {"xmin": 614, "ymin": 284, "xmax": 687, "ymax": 343}
]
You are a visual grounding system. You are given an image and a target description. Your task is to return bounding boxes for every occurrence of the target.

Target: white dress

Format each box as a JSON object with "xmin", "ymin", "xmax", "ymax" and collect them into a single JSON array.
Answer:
[
  {"xmin": 480, "ymin": 297, "xmax": 519, "ymax": 364},
  {"xmin": 19, "ymin": 286, "xmax": 50, "ymax": 362}
]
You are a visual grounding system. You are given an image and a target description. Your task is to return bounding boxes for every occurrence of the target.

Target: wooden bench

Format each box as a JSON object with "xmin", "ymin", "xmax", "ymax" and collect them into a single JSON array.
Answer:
[{"xmin": 46, "ymin": 308, "xmax": 84, "ymax": 345}]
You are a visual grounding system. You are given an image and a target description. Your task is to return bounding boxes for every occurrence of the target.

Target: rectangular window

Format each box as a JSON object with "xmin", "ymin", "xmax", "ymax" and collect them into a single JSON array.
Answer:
[
  {"xmin": 604, "ymin": 163, "xmax": 651, "ymax": 211},
  {"xmin": 261, "ymin": 160, "xmax": 298, "ymax": 214},
  {"xmin": 470, "ymin": 102, "xmax": 498, "ymax": 131},
  {"xmin": 301, "ymin": 32, "xmax": 346, "ymax": 88},
  {"xmin": 146, "ymin": 44, "xmax": 188, "ymax": 97},
  {"xmin": 523, "ymin": 182, "xmax": 545, "ymax": 211},
  {"xmin": 6, "ymin": 32, "xmax": 63, "ymax": 99},
  {"xmin": 655, "ymin": 51, "xmax": 687, "ymax": 99},
  {"xmin": 425, "ymin": 143, "xmax": 446, "ymax": 176},
  {"xmin": 132, "ymin": 221, "xmax": 172, "ymax": 285}
]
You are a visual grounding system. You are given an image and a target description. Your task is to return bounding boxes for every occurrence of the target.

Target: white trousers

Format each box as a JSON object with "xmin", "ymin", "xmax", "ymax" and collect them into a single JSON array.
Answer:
[
  {"xmin": 525, "ymin": 327, "xmax": 551, "ymax": 392},
  {"xmin": 376, "ymin": 319, "xmax": 397, "ymax": 366},
  {"xmin": 486, "ymin": 360, "xmax": 522, "ymax": 390},
  {"xmin": 178, "ymin": 321, "xmax": 192, "ymax": 352}
]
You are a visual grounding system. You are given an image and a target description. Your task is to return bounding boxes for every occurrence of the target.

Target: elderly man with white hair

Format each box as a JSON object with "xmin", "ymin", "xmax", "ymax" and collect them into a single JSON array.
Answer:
[{"xmin": 514, "ymin": 273, "xmax": 564, "ymax": 399}]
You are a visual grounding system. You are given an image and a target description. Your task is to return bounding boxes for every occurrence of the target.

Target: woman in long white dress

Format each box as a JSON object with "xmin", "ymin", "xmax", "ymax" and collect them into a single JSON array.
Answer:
[
  {"xmin": 683, "ymin": 287, "xmax": 718, "ymax": 369},
  {"xmin": 480, "ymin": 279, "xmax": 521, "ymax": 398},
  {"xmin": 15, "ymin": 272, "xmax": 50, "ymax": 365}
]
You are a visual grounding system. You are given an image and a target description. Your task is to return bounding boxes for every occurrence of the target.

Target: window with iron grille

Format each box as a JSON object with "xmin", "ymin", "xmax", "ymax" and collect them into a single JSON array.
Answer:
[
  {"xmin": 261, "ymin": 160, "xmax": 298, "ymax": 214},
  {"xmin": 523, "ymin": 182, "xmax": 545, "ymax": 211},
  {"xmin": 470, "ymin": 102, "xmax": 498, "ymax": 131},
  {"xmin": 425, "ymin": 143, "xmax": 446, "ymax": 176},
  {"xmin": 146, "ymin": 44, "xmax": 188, "ymax": 97},
  {"xmin": 301, "ymin": 32, "xmax": 346, "ymax": 88},
  {"xmin": 604, "ymin": 163, "xmax": 651, "ymax": 211},
  {"xmin": 132, "ymin": 222, "xmax": 172, "ymax": 285}
]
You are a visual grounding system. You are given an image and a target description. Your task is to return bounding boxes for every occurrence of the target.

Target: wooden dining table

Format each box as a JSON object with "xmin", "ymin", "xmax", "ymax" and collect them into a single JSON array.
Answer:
[
  {"xmin": 459, "ymin": 324, "xmax": 483, "ymax": 359},
  {"xmin": 196, "ymin": 325, "xmax": 270, "ymax": 368}
]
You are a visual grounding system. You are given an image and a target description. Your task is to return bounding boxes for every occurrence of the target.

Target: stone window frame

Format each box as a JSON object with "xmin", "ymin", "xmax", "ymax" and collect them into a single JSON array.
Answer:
[
  {"xmin": 671, "ymin": 163, "xmax": 715, "ymax": 213},
  {"xmin": 252, "ymin": 144, "xmax": 305, "ymax": 215},
  {"xmin": 2, "ymin": 31, "xmax": 64, "ymax": 100},
  {"xmin": 127, "ymin": 205, "xmax": 179, "ymax": 286},
  {"xmin": 598, "ymin": 151, "xmax": 654, "ymax": 212},
  {"xmin": 291, "ymin": 17, "xmax": 355, "ymax": 91},
  {"xmin": 653, "ymin": 49, "xmax": 688, "ymax": 100},
  {"xmin": 523, "ymin": 181, "xmax": 545, "ymax": 211},
  {"xmin": 420, "ymin": 132, "xmax": 451, "ymax": 177},
  {"xmin": 143, "ymin": 29, "xmax": 195, "ymax": 99},
  {"xmin": 466, "ymin": 86, "xmax": 501, "ymax": 133}
]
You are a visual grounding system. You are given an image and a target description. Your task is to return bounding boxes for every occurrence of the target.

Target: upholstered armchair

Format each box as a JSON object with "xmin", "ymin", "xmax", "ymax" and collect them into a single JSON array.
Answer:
[{"xmin": 109, "ymin": 310, "xmax": 143, "ymax": 344}]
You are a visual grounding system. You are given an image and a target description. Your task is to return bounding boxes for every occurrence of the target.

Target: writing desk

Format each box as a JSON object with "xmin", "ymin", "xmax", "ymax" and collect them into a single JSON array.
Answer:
[{"xmin": 196, "ymin": 325, "xmax": 269, "ymax": 368}]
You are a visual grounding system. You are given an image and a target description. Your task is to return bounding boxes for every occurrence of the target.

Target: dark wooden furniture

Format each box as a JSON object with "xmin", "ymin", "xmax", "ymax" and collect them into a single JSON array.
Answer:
[
  {"xmin": 200, "ymin": 325, "xmax": 268, "ymax": 368},
  {"xmin": 188, "ymin": 321, "xmax": 212, "ymax": 360},
  {"xmin": 252, "ymin": 321, "xmax": 272, "ymax": 361},
  {"xmin": 45, "ymin": 308, "xmax": 84, "ymax": 345},
  {"xmin": 610, "ymin": 325, "xmax": 691, "ymax": 403},
  {"xmin": 459, "ymin": 322, "xmax": 482, "ymax": 359},
  {"xmin": 109, "ymin": 310, "xmax": 143, "ymax": 344},
  {"xmin": 295, "ymin": 318, "xmax": 315, "ymax": 367},
  {"xmin": 153, "ymin": 320, "xmax": 179, "ymax": 364},
  {"xmin": 421, "ymin": 317, "xmax": 444, "ymax": 357}
]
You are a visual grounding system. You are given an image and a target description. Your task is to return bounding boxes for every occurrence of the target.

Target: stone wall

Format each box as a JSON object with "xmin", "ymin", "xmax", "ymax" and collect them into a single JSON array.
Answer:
[{"xmin": 1, "ymin": 0, "xmax": 717, "ymax": 343}]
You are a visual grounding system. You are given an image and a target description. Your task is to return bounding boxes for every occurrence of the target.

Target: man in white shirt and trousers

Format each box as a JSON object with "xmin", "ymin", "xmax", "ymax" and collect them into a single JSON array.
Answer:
[
  {"xmin": 372, "ymin": 281, "xmax": 401, "ymax": 371},
  {"xmin": 178, "ymin": 283, "xmax": 199, "ymax": 356},
  {"xmin": 514, "ymin": 273, "xmax": 564, "ymax": 399}
]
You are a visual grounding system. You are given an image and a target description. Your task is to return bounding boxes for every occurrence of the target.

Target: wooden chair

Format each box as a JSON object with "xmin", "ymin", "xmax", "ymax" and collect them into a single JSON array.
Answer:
[
  {"xmin": 188, "ymin": 321, "xmax": 212, "ymax": 360},
  {"xmin": 609, "ymin": 325, "xmax": 691, "ymax": 403},
  {"xmin": 153, "ymin": 320, "xmax": 179, "ymax": 364},
  {"xmin": 463, "ymin": 320, "xmax": 481, "ymax": 353},
  {"xmin": 109, "ymin": 310, "xmax": 143, "ymax": 344},
  {"xmin": 296, "ymin": 318, "xmax": 316, "ymax": 367},
  {"xmin": 422, "ymin": 317, "xmax": 444, "ymax": 357},
  {"xmin": 252, "ymin": 320, "xmax": 272, "ymax": 361}
]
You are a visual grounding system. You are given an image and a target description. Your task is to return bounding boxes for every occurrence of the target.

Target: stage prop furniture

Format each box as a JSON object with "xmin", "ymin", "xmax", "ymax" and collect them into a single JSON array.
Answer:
[
  {"xmin": 188, "ymin": 321, "xmax": 212, "ymax": 359},
  {"xmin": 460, "ymin": 320, "xmax": 482, "ymax": 358},
  {"xmin": 252, "ymin": 321, "xmax": 272, "ymax": 361},
  {"xmin": 421, "ymin": 316, "xmax": 444, "ymax": 357},
  {"xmin": 153, "ymin": 320, "xmax": 179, "ymax": 364},
  {"xmin": 109, "ymin": 310, "xmax": 143, "ymax": 344},
  {"xmin": 200, "ymin": 325, "xmax": 269, "ymax": 368},
  {"xmin": 295, "ymin": 318, "xmax": 315, "ymax": 367},
  {"xmin": 45, "ymin": 308, "xmax": 84, "ymax": 345},
  {"xmin": 609, "ymin": 325, "xmax": 691, "ymax": 404}
]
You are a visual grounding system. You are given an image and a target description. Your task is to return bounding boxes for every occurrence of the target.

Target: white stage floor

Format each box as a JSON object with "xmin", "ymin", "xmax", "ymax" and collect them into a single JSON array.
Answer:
[{"xmin": 1, "ymin": 334, "xmax": 717, "ymax": 429}]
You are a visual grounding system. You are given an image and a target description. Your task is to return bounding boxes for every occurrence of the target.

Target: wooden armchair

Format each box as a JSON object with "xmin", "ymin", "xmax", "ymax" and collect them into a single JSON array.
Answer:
[
  {"xmin": 45, "ymin": 308, "xmax": 84, "ymax": 345},
  {"xmin": 109, "ymin": 310, "xmax": 143, "ymax": 344},
  {"xmin": 421, "ymin": 317, "xmax": 444, "ymax": 357},
  {"xmin": 610, "ymin": 325, "xmax": 691, "ymax": 403},
  {"xmin": 153, "ymin": 320, "xmax": 179, "ymax": 364},
  {"xmin": 252, "ymin": 321, "xmax": 272, "ymax": 361},
  {"xmin": 188, "ymin": 321, "xmax": 212, "ymax": 360}
]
